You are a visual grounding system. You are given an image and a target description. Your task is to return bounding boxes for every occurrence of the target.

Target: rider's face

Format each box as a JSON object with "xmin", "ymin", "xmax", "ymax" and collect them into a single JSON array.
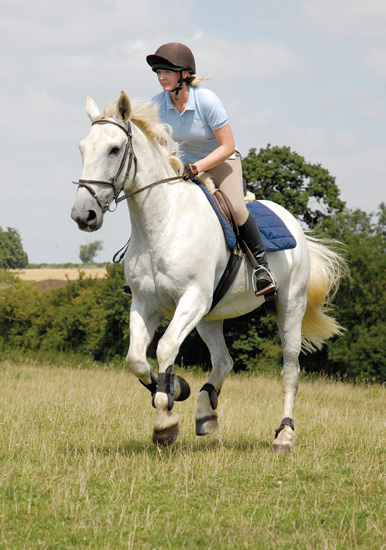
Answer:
[{"xmin": 156, "ymin": 70, "xmax": 180, "ymax": 92}]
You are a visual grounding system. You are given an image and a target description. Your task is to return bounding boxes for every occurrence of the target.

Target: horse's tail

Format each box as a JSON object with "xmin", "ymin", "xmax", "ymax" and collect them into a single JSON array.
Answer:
[{"xmin": 301, "ymin": 235, "xmax": 349, "ymax": 353}]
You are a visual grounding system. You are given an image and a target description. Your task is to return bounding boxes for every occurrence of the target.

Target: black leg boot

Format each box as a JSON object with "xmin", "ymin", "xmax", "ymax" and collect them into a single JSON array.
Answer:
[{"xmin": 238, "ymin": 213, "xmax": 277, "ymax": 300}]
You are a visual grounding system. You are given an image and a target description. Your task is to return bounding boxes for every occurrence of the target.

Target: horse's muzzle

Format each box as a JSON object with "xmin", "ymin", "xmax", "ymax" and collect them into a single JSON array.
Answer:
[{"xmin": 71, "ymin": 205, "xmax": 103, "ymax": 232}]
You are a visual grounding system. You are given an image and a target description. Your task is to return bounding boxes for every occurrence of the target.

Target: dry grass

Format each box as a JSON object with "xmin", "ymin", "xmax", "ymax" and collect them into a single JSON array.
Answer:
[
  {"xmin": 10, "ymin": 267, "xmax": 107, "ymax": 282},
  {"xmin": 0, "ymin": 363, "xmax": 385, "ymax": 549}
]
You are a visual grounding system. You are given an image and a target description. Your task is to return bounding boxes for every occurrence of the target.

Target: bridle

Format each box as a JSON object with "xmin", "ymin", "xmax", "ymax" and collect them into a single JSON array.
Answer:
[
  {"xmin": 72, "ymin": 117, "xmax": 184, "ymax": 212},
  {"xmin": 72, "ymin": 117, "xmax": 137, "ymax": 213}
]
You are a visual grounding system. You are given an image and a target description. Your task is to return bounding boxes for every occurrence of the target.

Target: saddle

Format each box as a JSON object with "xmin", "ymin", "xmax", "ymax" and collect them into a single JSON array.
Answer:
[
  {"xmin": 192, "ymin": 177, "xmax": 297, "ymax": 311},
  {"xmin": 196, "ymin": 179, "xmax": 297, "ymax": 252}
]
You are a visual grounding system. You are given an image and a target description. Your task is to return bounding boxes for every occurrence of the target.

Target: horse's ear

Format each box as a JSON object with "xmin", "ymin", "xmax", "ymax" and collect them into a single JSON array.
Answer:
[
  {"xmin": 117, "ymin": 91, "xmax": 131, "ymax": 122},
  {"xmin": 86, "ymin": 97, "xmax": 101, "ymax": 122}
]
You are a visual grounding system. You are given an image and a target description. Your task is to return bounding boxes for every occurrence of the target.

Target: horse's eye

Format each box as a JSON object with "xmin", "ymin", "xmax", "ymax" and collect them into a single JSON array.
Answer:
[{"xmin": 109, "ymin": 146, "xmax": 120, "ymax": 155}]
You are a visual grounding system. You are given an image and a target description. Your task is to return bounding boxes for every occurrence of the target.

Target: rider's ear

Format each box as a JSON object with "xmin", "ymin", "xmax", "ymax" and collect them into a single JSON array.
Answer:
[
  {"xmin": 117, "ymin": 91, "xmax": 131, "ymax": 122},
  {"xmin": 86, "ymin": 97, "xmax": 101, "ymax": 122}
]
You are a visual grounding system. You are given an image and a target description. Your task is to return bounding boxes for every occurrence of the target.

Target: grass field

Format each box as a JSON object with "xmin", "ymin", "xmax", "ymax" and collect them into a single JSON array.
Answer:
[{"xmin": 0, "ymin": 362, "xmax": 385, "ymax": 549}]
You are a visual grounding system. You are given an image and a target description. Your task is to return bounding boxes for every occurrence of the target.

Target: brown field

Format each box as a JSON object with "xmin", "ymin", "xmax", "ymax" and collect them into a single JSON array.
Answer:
[
  {"xmin": 11, "ymin": 267, "xmax": 107, "ymax": 282},
  {"xmin": 10, "ymin": 267, "xmax": 108, "ymax": 291}
]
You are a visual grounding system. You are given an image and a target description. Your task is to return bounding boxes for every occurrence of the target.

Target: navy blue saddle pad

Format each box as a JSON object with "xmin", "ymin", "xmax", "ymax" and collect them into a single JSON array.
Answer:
[{"xmin": 197, "ymin": 182, "xmax": 297, "ymax": 252}]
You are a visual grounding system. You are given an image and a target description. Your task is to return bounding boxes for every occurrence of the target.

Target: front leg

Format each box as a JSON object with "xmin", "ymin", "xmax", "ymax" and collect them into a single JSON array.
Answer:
[
  {"xmin": 153, "ymin": 289, "xmax": 210, "ymax": 446},
  {"xmin": 125, "ymin": 298, "xmax": 162, "ymax": 387}
]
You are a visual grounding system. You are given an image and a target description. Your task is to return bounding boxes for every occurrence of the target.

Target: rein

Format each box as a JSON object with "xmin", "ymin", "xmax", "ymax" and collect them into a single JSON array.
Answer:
[
  {"xmin": 115, "ymin": 175, "xmax": 183, "ymax": 203},
  {"xmin": 72, "ymin": 117, "xmax": 184, "ymax": 211}
]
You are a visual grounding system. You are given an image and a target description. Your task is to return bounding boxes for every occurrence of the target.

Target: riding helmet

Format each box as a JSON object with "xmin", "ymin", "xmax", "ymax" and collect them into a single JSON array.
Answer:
[{"xmin": 146, "ymin": 42, "xmax": 196, "ymax": 74}]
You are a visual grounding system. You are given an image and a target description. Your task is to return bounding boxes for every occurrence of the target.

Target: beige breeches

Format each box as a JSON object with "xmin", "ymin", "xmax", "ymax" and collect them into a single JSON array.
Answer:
[{"xmin": 208, "ymin": 153, "xmax": 249, "ymax": 225}]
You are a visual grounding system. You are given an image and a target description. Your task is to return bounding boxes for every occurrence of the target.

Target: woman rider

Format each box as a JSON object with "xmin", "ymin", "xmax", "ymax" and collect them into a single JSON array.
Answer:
[{"xmin": 146, "ymin": 42, "xmax": 277, "ymax": 299}]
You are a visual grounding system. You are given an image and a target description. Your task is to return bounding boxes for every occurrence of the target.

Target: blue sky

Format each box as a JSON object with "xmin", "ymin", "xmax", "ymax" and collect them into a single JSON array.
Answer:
[{"xmin": 1, "ymin": 0, "xmax": 385, "ymax": 264}]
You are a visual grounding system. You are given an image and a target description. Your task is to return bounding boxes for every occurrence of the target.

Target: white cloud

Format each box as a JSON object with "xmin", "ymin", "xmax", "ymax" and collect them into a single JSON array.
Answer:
[
  {"xmin": 362, "ymin": 48, "xmax": 386, "ymax": 81},
  {"xmin": 353, "ymin": 87, "xmax": 386, "ymax": 120},
  {"xmin": 312, "ymin": 93, "xmax": 337, "ymax": 109},
  {"xmin": 358, "ymin": 99, "xmax": 386, "ymax": 120},
  {"xmin": 272, "ymin": 126, "xmax": 360, "ymax": 158},
  {"xmin": 323, "ymin": 145, "xmax": 386, "ymax": 212},
  {"xmin": 193, "ymin": 36, "xmax": 309, "ymax": 82},
  {"xmin": 302, "ymin": 0, "xmax": 386, "ymax": 40},
  {"xmin": 0, "ymin": 87, "xmax": 84, "ymax": 146}
]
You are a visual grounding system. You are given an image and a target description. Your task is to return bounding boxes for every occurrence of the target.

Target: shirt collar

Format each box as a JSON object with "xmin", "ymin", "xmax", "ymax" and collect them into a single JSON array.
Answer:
[{"xmin": 165, "ymin": 87, "xmax": 195, "ymax": 111}]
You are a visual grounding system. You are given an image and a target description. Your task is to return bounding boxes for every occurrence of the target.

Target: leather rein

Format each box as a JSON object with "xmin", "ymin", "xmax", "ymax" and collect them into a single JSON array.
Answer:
[{"xmin": 72, "ymin": 117, "xmax": 183, "ymax": 212}]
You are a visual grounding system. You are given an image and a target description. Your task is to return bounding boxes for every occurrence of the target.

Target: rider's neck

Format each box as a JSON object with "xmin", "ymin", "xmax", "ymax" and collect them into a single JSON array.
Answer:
[{"xmin": 170, "ymin": 85, "xmax": 189, "ymax": 114}]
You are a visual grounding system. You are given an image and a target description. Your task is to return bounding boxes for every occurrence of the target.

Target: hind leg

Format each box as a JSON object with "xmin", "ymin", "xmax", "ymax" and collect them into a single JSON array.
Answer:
[
  {"xmin": 271, "ymin": 284, "xmax": 307, "ymax": 453},
  {"xmin": 195, "ymin": 320, "xmax": 233, "ymax": 436}
]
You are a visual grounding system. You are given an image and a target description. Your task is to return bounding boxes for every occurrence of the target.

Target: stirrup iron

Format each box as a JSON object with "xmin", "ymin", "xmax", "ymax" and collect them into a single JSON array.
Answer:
[{"xmin": 252, "ymin": 266, "xmax": 277, "ymax": 298}]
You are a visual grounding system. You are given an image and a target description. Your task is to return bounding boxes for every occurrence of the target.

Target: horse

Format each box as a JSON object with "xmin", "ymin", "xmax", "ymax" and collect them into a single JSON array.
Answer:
[{"xmin": 71, "ymin": 91, "xmax": 347, "ymax": 453}]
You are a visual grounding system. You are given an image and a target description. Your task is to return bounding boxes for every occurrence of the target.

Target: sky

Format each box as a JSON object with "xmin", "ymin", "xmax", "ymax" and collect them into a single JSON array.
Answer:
[{"xmin": 1, "ymin": 0, "xmax": 385, "ymax": 264}]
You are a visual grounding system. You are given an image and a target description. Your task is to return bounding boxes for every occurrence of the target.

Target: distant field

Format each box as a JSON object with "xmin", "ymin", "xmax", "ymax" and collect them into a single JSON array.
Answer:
[{"xmin": 11, "ymin": 267, "xmax": 107, "ymax": 282}]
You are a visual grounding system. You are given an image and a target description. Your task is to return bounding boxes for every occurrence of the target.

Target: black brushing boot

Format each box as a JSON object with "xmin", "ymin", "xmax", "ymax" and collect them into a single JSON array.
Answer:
[{"xmin": 238, "ymin": 213, "xmax": 277, "ymax": 300}]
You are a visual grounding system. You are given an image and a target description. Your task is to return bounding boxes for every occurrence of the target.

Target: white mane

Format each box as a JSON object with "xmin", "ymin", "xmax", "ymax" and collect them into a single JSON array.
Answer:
[{"xmin": 104, "ymin": 99, "xmax": 184, "ymax": 176}]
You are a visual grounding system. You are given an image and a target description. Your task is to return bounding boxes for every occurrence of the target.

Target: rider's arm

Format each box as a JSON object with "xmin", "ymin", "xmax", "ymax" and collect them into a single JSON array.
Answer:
[{"xmin": 192, "ymin": 123, "xmax": 235, "ymax": 173}]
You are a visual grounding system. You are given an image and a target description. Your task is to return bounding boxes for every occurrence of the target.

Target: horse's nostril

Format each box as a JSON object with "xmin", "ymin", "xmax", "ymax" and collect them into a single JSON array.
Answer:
[{"xmin": 86, "ymin": 210, "xmax": 97, "ymax": 222}]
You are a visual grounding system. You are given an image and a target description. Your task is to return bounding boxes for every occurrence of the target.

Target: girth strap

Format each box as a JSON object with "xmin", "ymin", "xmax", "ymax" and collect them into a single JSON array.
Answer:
[{"xmin": 210, "ymin": 247, "xmax": 242, "ymax": 312}]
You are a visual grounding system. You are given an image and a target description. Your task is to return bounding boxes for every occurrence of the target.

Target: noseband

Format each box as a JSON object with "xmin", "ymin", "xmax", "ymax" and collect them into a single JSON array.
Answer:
[{"xmin": 72, "ymin": 118, "xmax": 137, "ymax": 212}]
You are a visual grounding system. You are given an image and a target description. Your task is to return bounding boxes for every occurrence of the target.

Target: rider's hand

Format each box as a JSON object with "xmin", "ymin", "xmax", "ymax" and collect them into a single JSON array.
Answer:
[{"xmin": 182, "ymin": 163, "xmax": 199, "ymax": 180}]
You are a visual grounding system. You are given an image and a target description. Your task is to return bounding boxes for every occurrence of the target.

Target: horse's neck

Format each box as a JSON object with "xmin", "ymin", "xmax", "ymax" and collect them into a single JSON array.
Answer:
[{"xmin": 127, "ymin": 128, "xmax": 192, "ymax": 240}]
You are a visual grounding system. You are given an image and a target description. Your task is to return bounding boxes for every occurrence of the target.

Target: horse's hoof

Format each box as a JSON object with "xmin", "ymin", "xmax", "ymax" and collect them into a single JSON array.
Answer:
[
  {"xmin": 175, "ymin": 375, "xmax": 190, "ymax": 402},
  {"xmin": 152, "ymin": 424, "xmax": 179, "ymax": 447},
  {"xmin": 196, "ymin": 416, "xmax": 219, "ymax": 436},
  {"xmin": 272, "ymin": 423, "xmax": 295, "ymax": 454},
  {"xmin": 271, "ymin": 442, "xmax": 292, "ymax": 454}
]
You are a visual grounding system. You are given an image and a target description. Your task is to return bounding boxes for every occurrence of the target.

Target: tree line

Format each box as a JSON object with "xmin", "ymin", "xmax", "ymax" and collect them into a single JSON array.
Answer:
[{"xmin": 1, "ymin": 145, "xmax": 385, "ymax": 381}]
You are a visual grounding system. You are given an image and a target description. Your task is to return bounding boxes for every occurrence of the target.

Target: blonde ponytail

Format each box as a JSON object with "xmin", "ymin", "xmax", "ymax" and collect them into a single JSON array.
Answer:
[{"xmin": 188, "ymin": 76, "xmax": 212, "ymax": 87}]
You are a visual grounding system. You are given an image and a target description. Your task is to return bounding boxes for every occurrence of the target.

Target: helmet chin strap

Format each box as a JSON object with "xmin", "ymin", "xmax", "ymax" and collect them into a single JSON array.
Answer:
[{"xmin": 171, "ymin": 71, "xmax": 186, "ymax": 100}]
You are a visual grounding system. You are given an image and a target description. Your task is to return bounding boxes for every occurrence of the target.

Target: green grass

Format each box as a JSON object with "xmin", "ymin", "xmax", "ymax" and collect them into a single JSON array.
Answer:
[{"xmin": 0, "ymin": 362, "xmax": 385, "ymax": 549}]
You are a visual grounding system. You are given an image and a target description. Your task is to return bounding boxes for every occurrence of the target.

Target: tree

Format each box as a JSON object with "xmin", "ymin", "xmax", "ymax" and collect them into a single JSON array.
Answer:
[
  {"xmin": 0, "ymin": 227, "xmax": 28, "ymax": 269},
  {"xmin": 79, "ymin": 240, "xmax": 103, "ymax": 264},
  {"xmin": 242, "ymin": 145, "xmax": 346, "ymax": 227},
  {"xmin": 301, "ymin": 205, "xmax": 386, "ymax": 381}
]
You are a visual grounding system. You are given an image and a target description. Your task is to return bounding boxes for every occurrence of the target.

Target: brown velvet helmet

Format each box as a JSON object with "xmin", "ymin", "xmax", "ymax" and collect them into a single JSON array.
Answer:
[{"xmin": 146, "ymin": 42, "xmax": 196, "ymax": 74}]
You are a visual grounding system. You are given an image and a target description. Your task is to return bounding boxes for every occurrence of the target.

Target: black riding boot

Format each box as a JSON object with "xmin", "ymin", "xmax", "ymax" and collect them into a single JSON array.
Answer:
[{"xmin": 238, "ymin": 213, "xmax": 277, "ymax": 300}]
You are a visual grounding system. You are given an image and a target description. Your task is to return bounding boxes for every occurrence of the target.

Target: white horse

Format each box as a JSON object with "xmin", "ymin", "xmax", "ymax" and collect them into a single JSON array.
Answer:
[{"xmin": 71, "ymin": 91, "xmax": 347, "ymax": 452}]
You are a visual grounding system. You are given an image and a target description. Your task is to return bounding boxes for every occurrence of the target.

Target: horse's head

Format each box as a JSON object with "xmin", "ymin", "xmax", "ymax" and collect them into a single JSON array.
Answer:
[{"xmin": 71, "ymin": 91, "xmax": 134, "ymax": 231}]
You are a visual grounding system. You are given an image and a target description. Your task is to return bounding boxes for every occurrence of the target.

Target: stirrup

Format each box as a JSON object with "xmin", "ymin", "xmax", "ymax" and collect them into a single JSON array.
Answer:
[{"xmin": 252, "ymin": 266, "xmax": 277, "ymax": 298}]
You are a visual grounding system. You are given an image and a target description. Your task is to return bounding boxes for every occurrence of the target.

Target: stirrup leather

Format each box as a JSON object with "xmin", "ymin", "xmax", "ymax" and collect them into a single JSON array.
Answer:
[{"xmin": 252, "ymin": 266, "xmax": 277, "ymax": 297}]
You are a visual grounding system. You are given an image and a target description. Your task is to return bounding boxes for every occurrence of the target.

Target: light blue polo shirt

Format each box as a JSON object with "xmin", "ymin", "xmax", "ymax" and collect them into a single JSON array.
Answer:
[{"xmin": 151, "ymin": 86, "xmax": 229, "ymax": 164}]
